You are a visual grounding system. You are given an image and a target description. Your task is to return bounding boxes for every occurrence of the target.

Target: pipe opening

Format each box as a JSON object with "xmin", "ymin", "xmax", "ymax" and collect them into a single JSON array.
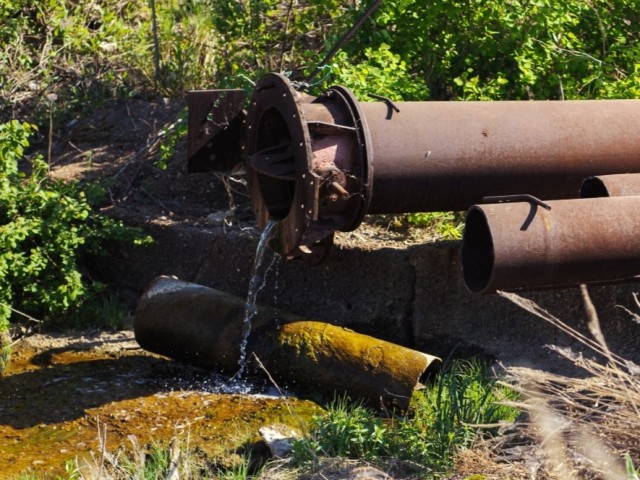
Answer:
[
  {"xmin": 462, "ymin": 207, "xmax": 495, "ymax": 293},
  {"xmin": 252, "ymin": 107, "xmax": 296, "ymax": 220},
  {"xmin": 580, "ymin": 177, "xmax": 609, "ymax": 198}
]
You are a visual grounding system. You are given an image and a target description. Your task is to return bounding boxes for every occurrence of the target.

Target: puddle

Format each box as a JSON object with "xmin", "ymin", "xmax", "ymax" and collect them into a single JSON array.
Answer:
[{"xmin": 0, "ymin": 331, "xmax": 320, "ymax": 478}]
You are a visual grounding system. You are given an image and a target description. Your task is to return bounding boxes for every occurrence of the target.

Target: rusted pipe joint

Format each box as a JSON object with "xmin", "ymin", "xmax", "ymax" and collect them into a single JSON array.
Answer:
[{"xmin": 245, "ymin": 73, "xmax": 372, "ymax": 261}]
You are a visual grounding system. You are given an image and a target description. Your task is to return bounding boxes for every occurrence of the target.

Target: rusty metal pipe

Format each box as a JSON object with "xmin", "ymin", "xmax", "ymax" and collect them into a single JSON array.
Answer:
[
  {"xmin": 361, "ymin": 101, "xmax": 640, "ymax": 213},
  {"xmin": 244, "ymin": 73, "xmax": 640, "ymax": 259},
  {"xmin": 581, "ymin": 173, "xmax": 640, "ymax": 198},
  {"xmin": 461, "ymin": 197, "xmax": 640, "ymax": 293}
]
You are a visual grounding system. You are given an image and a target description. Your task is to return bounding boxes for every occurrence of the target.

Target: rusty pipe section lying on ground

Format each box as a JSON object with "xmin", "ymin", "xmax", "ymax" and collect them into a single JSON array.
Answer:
[
  {"xmin": 239, "ymin": 73, "xmax": 640, "ymax": 260},
  {"xmin": 461, "ymin": 196, "xmax": 640, "ymax": 294},
  {"xmin": 135, "ymin": 276, "xmax": 439, "ymax": 411}
]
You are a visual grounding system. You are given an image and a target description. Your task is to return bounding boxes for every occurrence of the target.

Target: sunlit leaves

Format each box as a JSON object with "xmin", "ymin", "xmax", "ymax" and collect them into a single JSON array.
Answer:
[{"xmin": 0, "ymin": 121, "xmax": 150, "ymax": 331}]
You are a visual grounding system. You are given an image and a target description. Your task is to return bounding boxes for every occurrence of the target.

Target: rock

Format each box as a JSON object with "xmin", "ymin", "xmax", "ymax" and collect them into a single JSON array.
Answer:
[
  {"xmin": 258, "ymin": 424, "xmax": 301, "ymax": 458},
  {"xmin": 205, "ymin": 210, "xmax": 233, "ymax": 227},
  {"xmin": 347, "ymin": 465, "xmax": 394, "ymax": 480}
]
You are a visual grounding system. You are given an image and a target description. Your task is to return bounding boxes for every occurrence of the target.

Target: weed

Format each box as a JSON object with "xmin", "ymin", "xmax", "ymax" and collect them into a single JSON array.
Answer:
[
  {"xmin": 390, "ymin": 359, "xmax": 519, "ymax": 473},
  {"xmin": 58, "ymin": 293, "xmax": 133, "ymax": 331},
  {"xmin": 0, "ymin": 329, "xmax": 10, "ymax": 373},
  {"xmin": 70, "ymin": 433, "xmax": 256, "ymax": 480},
  {"xmin": 405, "ymin": 211, "xmax": 465, "ymax": 240},
  {"xmin": 627, "ymin": 453, "xmax": 640, "ymax": 480},
  {"xmin": 156, "ymin": 107, "xmax": 187, "ymax": 170},
  {"xmin": 293, "ymin": 360, "xmax": 519, "ymax": 477},
  {"xmin": 218, "ymin": 454, "xmax": 253, "ymax": 480},
  {"xmin": 292, "ymin": 395, "xmax": 388, "ymax": 462}
]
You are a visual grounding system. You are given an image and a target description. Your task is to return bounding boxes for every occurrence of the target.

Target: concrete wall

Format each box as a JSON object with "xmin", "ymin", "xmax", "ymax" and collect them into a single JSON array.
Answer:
[{"xmin": 100, "ymin": 222, "xmax": 640, "ymax": 374}]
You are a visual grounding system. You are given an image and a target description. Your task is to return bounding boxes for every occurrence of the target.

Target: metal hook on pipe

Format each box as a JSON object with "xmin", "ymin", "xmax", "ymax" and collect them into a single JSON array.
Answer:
[{"xmin": 482, "ymin": 194, "xmax": 552, "ymax": 211}]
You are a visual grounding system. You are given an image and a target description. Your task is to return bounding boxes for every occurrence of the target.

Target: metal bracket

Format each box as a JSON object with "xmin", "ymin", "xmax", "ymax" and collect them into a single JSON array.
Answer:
[
  {"xmin": 482, "ymin": 194, "xmax": 552, "ymax": 211},
  {"xmin": 367, "ymin": 93, "xmax": 400, "ymax": 120}
]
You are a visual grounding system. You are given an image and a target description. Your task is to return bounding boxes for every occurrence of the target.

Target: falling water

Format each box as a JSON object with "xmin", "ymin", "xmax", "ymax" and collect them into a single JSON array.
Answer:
[{"xmin": 235, "ymin": 219, "xmax": 278, "ymax": 378}]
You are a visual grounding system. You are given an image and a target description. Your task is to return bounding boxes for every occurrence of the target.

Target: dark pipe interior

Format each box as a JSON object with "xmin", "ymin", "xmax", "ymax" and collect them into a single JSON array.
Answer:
[
  {"xmin": 580, "ymin": 177, "xmax": 610, "ymax": 198},
  {"xmin": 461, "ymin": 207, "xmax": 495, "ymax": 293},
  {"xmin": 254, "ymin": 108, "xmax": 296, "ymax": 219}
]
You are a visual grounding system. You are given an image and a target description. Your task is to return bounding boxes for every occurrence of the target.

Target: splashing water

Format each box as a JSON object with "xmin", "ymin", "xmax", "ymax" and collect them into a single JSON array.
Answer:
[{"xmin": 235, "ymin": 220, "xmax": 279, "ymax": 379}]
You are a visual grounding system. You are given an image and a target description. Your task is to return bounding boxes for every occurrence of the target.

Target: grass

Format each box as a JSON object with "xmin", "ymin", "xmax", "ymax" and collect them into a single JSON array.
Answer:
[
  {"xmin": 58, "ymin": 433, "xmax": 257, "ymax": 480},
  {"xmin": 291, "ymin": 359, "xmax": 520, "ymax": 478},
  {"xmin": 501, "ymin": 286, "xmax": 640, "ymax": 479}
]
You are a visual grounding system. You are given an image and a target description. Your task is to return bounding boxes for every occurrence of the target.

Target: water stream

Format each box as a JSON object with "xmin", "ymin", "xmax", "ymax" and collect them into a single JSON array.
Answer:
[{"xmin": 235, "ymin": 220, "xmax": 279, "ymax": 379}]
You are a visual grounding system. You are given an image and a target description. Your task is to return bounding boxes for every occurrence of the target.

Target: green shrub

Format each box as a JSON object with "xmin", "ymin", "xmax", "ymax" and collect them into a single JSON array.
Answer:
[
  {"xmin": 339, "ymin": 0, "xmax": 640, "ymax": 101},
  {"xmin": 324, "ymin": 43, "xmax": 428, "ymax": 101},
  {"xmin": 0, "ymin": 120, "xmax": 150, "ymax": 343}
]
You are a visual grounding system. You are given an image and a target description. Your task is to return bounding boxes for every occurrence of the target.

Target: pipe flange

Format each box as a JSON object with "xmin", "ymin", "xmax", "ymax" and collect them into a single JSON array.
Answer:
[
  {"xmin": 324, "ymin": 85, "xmax": 373, "ymax": 232},
  {"xmin": 246, "ymin": 73, "xmax": 320, "ymax": 259},
  {"xmin": 246, "ymin": 74, "xmax": 372, "ymax": 262}
]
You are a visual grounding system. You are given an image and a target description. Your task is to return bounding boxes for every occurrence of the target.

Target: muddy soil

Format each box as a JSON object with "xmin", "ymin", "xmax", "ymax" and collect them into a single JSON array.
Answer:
[{"xmin": 1, "ymin": 331, "xmax": 319, "ymax": 478}]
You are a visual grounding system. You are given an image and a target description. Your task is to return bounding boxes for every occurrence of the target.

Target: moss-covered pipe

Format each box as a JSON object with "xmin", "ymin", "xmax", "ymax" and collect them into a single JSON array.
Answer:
[{"xmin": 134, "ymin": 276, "xmax": 439, "ymax": 411}]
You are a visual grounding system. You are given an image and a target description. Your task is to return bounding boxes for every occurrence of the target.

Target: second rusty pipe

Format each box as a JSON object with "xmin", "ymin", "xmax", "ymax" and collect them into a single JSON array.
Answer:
[
  {"xmin": 461, "ymin": 196, "xmax": 640, "ymax": 294},
  {"xmin": 581, "ymin": 173, "xmax": 640, "ymax": 198}
]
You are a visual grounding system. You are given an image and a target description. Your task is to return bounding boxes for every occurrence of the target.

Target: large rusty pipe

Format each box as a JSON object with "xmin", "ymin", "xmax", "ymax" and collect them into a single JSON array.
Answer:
[
  {"xmin": 361, "ymin": 101, "xmax": 640, "ymax": 213},
  {"xmin": 245, "ymin": 73, "xmax": 640, "ymax": 259},
  {"xmin": 461, "ymin": 196, "xmax": 640, "ymax": 293}
]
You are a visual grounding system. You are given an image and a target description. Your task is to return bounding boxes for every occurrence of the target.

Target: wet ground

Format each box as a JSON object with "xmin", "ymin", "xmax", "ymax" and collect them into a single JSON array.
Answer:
[{"xmin": 0, "ymin": 331, "xmax": 320, "ymax": 478}]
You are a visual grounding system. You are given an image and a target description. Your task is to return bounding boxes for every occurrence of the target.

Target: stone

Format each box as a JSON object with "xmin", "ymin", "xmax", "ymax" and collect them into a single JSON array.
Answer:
[{"xmin": 258, "ymin": 424, "xmax": 301, "ymax": 458}]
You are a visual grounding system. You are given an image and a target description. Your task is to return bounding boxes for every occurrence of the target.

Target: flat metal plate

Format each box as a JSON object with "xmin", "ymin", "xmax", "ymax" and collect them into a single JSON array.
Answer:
[{"xmin": 187, "ymin": 89, "xmax": 245, "ymax": 173}]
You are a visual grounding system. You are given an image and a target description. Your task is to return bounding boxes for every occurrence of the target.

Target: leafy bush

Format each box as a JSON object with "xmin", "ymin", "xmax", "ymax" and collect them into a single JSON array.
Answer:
[
  {"xmin": 340, "ymin": 0, "xmax": 640, "ymax": 101},
  {"xmin": 0, "ymin": 120, "xmax": 150, "ymax": 340},
  {"xmin": 325, "ymin": 44, "xmax": 428, "ymax": 101}
]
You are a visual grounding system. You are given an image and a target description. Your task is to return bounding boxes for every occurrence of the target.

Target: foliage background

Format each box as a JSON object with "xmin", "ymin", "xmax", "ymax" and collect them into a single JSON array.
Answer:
[{"xmin": 2, "ymin": 0, "xmax": 639, "ymax": 124}]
